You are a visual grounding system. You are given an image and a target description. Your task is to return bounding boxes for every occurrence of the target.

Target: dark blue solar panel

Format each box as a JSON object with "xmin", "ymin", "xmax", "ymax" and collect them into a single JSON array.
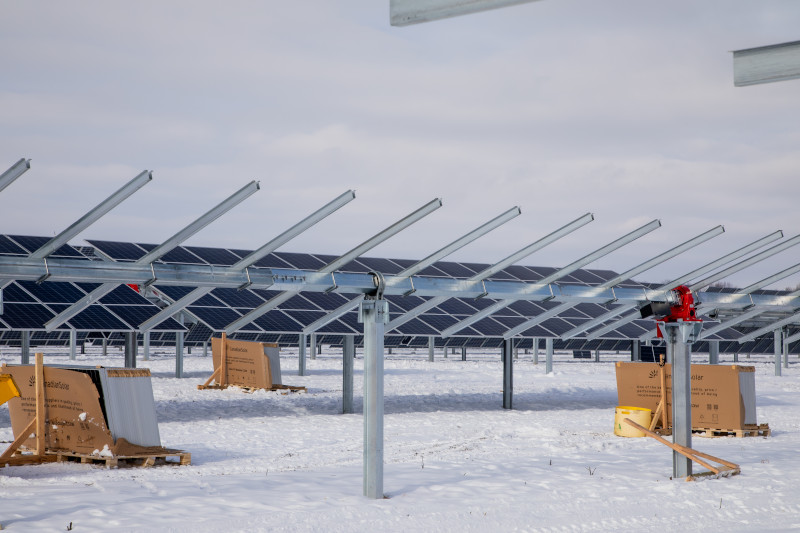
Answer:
[
  {"xmin": 390, "ymin": 258, "xmax": 416, "ymax": 270},
  {"xmin": 330, "ymin": 311, "xmax": 360, "ymax": 333},
  {"xmin": 414, "ymin": 265, "xmax": 449, "ymax": 277},
  {"xmin": 572, "ymin": 303, "xmax": 607, "ymax": 319},
  {"xmin": 17, "ymin": 280, "xmax": 85, "ymax": 304},
  {"xmin": 157, "ymin": 246, "xmax": 205, "ymax": 264},
  {"xmin": 393, "ymin": 318, "xmax": 439, "ymax": 336},
  {"xmin": 210, "ymin": 288, "xmax": 265, "ymax": 308},
  {"xmin": 461, "ymin": 297, "xmax": 501, "ymax": 311},
  {"xmin": 192, "ymin": 293, "xmax": 227, "ymax": 307},
  {"xmin": 8, "ymin": 235, "xmax": 83, "ymax": 257},
  {"xmin": 569, "ymin": 269, "xmax": 606, "ymax": 285},
  {"xmin": 434, "ymin": 298, "xmax": 479, "ymax": 315},
  {"xmin": 493, "ymin": 265, "xmax": 533, "ymax": 281},
  {"xmin": 507, "ymin": 300, "xmax": 546, "ymax": 316},
  {"xmin": 337, "ymin": 260, "xmax": 370, "ymax": 273},
  {"xmin": 355, "ymin": 257, "xmax": 405, "ymax": 275},
  {"xmin": 318, "ymin": 318, "xmax": 357, "ymax": 334},
  {"xmin": 313, "ymin": 254, "xmax": 338, "ymax": 266},
  {"xmin": 385, "ymin": 294, "xmax": 429, "ymax": 311},
  {"xmin": 419, "ymin": 314, "xmax": 462, "ymax": 332},
  {"xmin": 489, "ymin": 315, "xmax": 527, "ymax": 331},
  {"xmin": 432, "ymin": 262, "xmax": 476, "ymax": 279},
  {"xmin": 273, "ymin": 252, "xmax": 326, "ymax": 270},
  {"xmin": 252, "ymin": 253, "xmax": 294, "ymax": 269},
  {"xmin": 462, "ymin": 317, "xmax": 508, "ymax": 336},
  {"xmin": 0, "ymin": 235, "xmax": 27, "ymax": 255},
  {"xmin": 515, "ymin": 323, "xmax": 553, "ymax": 338},
  {"xmin": 67, "ymin": 306, "xmax": 129, "ymax": 330},
  {"xmin": 2, "ymin": 283, "xmax": 36, "ymax": 303},
  {"xmin": 281, "ymin": 294, "xmax": 319, "ymax": 310},
  {"xmin": 254, "ymin": 310, "xmax": 301, "ymax": 332},
  {"xmin": 86, "ymin": 240, "xmax": 147, "ymax": 261},
  {"xmin": 107, "ymin": 306, "xmax": 184, "ymax": 331},
  {"xmin": 99, "ymin": 285, "xmax": 150, "ymax": 305},
  {"xmin": 184, "ymin": 246, "xmax": 240, "ymax": 266},
  {"xmin": 155, "ymin": 286, "xmax": 195, "ymax": 301},
  {"xmin": 186, "ymin": 323, "xmax": 213, "ymax": 342},
  {"xmin": 301, "ymin": 291, "xmax": 351, "ymax": 310},
  {"xmin": 608, "ymin": 321, "xmax": 650, "ymax": 338},
  {"xmin": 539, "ymin": 318, "xmax": 575, "ymax": 336},
  {"xmin": 188, "ymin": 306, "xmax": 245, "ymax": 329},
  {"xmin": 0, "ymin": 303, "xmax": 55, "ymax": 329},
  {"xmin": 588, "ymin": 269, "xmax": 618, "ymax": 283},
  {"xmin": 527, "ymin": 266, "xmax": 558, "ymax": 279},
  {"xmin": 283, "ymin": 310, "xmax": 326, "ymax": 327}
]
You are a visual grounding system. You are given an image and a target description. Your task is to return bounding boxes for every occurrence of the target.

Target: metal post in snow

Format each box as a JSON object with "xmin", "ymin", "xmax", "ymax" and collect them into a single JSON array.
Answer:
[
  {"xmin": 101, "ymin": 337, "xmax": 107, "ymax": 357},
  {"xmin": 310, "ymin": 333, "xmax": 317, "ymax": 361},
  {"xmin": 545, "ymin": 337, "xmax": 553, "ymax": 374},
  {"xmin": 21, "ymin": 330, "xmax": 30, "ymax": 365},
  {"xmin": 533, "ymin": 337, "xmax": 539, "ymax": 365},
  {"xmin": 343, "ymin": 335, "xmax": 355, "ymax": 414},
  {"xmin": 124, "ymin": 331, "xmax": 136, "ymax": 368},
  {"xmin": 69, "ymin": 329, "xmax": 77, "ymax": 361},
  {"xmin": 461, "ymin": 346, "xmax": 467, "ymax": 361},
  {"xmin": 709, "ymin": 341, "xmax": 719, "ymax": 364},
  {"xmin": 143, "ymin": 330, "xmax": 150, "ymax": 361},
  {"xmin": 662, "ymin": 320, "xmax": 702, "ymax": 479},
  {"xmin": 775, "ymin": 329, "xmax": 782, "ymax": 377},
  {"xmin": 299, "ymin": 333, "xmax": 307, "ymax": 376},
  {"xmin": 503, "ymin": 338, "xmax": 513, "ymax": 409},
  {"xmin": 428, "ymin": 336, "xmax": 435, "ymax": 362},
  {"xmin": 359, "ymin": 296, "xmax": 388, "ymax": 499},
  {"xmin": 175, "ymin": 314, "xmax": 184, "ymax": 378}
]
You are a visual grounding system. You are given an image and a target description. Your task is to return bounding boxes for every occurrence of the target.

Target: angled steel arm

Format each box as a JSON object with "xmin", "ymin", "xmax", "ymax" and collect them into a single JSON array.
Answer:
[
  {"xmin": 737, "ymin": 310, "xmax": 800, "ymax": 344},
  {"xmin": 385, "ymin": 212, "xmax": 594, "ymax": 332},
  {"xmin": 30, "ymin": 171, "xmax": 152, "ymax": 260},
  {"xmin": 303, "ymin": 206, "xmax": 522, "ymax": 335},
  {"xmin": 511, "ymin": 225, "xmax": 725, "ymax": 340},
  {"xmin": 44, "ymin": 181, "xmax": 260, "ymax": 331},
  {"xmin": 391, "ymin": 0, "xmax": 541, "ymax": 26},
  {"xmin": 224, "ymin": 198, "xmax": 443, "ymax": 334},
  {"xmin": 584, "ymin": 231, "xmax": 785, "ymax": 341},
  {"xmin": 440, "ymin": 219, "xmax": 660, "ymax": 338},
  {"xmin": 138, "ymin": 190, "xmax": 356, "ymax": 331},
  {"xmin": 0, "ymin": 158, "xmax": 31, "ymax": 194}
]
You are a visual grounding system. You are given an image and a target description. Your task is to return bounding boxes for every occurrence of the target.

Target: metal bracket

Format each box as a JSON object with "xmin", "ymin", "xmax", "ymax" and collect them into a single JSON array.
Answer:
[
  {"xmin": 365, "ymin": 271, "xmax": 386, "ymax": 300},
  {"xmin": 475, "ymin": 280, "xmax": 489, "ymax": 300},
  {"xmin": 143, "ymin": 263, "xmax": 158, "ymax": 288},
  {"xmin": 541, "ymin": 284, "xmax": 556, "ymax": 302},
  {"xmin": 324, "ymin": 272, "xmax": 338, "ymax": 294},
  {"xmin": 604, "ymin": 287, "xmax": 618, "ymax": 305},
  {"xmin": 35, "ymin": 258, "xmax": 51, "ymax": 284},
  {"xmin": 237, "ymin": 267, "xmax": 253, "ymax": 291},
  {"xmin": 402, "ymin": 276, "xmax": 416, "ymax": 297}
]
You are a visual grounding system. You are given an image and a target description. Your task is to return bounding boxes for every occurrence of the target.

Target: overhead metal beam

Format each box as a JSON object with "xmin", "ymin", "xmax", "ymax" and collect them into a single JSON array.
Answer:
[
  {"xmin": 3, "ymin": 255, "xmax": 799, "ymax": 311},
  {"xmin": 738, "ymin": 311, "xmax": 800, "ymax": 344},
  {"xmin": 29, "ymin": 170, "xmax": 152, "ymax": 260},
  {"xmin": 583, "ymin": 231, "xmax": 785, "ymax": 341},
  {"xmin": 138, "ymin": 190, "xmax": 356, "ymax": 331},
  {"xmin": 440, "ymin": 219, "xmax": 660, "ymax": 338},
  {"xmin": 734, "ymin": 40, "xmax": 800, "ymax": 87},
  {"xmin": 513, "ymin": 225, "xmax": 724, "ymax": 340},
  {"xmin": 44, "ymin": 180, "xmax": 260, "ymax": 331},
  {"xmin": 386, "ymin": 212, "xmax": 594, "ymax": 332},
  {"xmin": 223, "ymin": 198, "xmax": 442, "ymax": 334},
  {"xmin": 390, "ymin": 0, "xmax": 541, "ymax": 26},
  {"xmin": 303, "ymin": 206, "xmax": 521, "ymax": 335},
  {"xmin": 0, "ymin": 158, "xmax": 31, "ymax": 194}
]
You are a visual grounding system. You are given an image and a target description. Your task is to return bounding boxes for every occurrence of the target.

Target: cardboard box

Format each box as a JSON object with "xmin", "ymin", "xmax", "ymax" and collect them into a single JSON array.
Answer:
[
  {"xmin": 2, "ymin": 364, "xmax": 115, "ymax": 454},
  {"xmin": 615, "ymin": 362, "xmax": 757, "ymax": 430},
  {"xmin": 211, "ymin": 337, "xmax": 281, "ymax": 389}
]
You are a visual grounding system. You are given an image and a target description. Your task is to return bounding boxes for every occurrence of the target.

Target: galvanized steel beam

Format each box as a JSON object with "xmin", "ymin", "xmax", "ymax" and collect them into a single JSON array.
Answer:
[
  {"xmin": 391, "ymin": 0, "xmax": 541, "ymax": 26},
  {"xmin": 734, "ymin": 40, "xmax": 800, "ymax": 87},
  {"xmin": 0, "ymin": 158, "xmax": 31, "ymax": 195}
]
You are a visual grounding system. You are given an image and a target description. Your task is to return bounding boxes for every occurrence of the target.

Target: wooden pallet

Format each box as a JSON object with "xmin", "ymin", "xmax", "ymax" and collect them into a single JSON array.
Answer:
[
  {"xmin": 48, "ymin": 449, "xmax": 191, "ymax": 468},
  {"xmin": 197, "ymin": 383, "xmax": 307, "ymax": 393},
  {"xmin": 694, "ymin": 424, "xmax": 771, "ymax": 438}
]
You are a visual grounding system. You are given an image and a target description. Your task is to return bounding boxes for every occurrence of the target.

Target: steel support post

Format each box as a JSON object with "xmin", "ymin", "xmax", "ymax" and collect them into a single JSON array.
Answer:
[
  {"xmin": 545, "ymin": 337, "xmax": 553, "ymax": 374},
  {"xmin": 69, "ymin": 330, "xmax": 77, "ymax": 361},
  {"xmin": 359, "ymin": 298, "xmax": 388, "ymax": 499},
  {"xmin": 143, "ymin": 331, "xmax": 150, "ymax": 361},
  {"xmin": 513, "ymin": 345, "xmax": 518, "ymax": 360},
  {"xmin": 709, "ymin": 341, "xmax": 719, "ymax": 365},
  {"xmin": 310, "ymin": 333, "xmax": 317, "ymax": 361},
  {"xmin": 662, "ymin": 321, "xmax": 702, "ymax": 479},
  {"xmin": 299, "ymin": 333, "xmax": 307, "ymax": 376},
  {"xmin": 81, "ymin": 341, "xmax": 86, "ymax": 355},
  {"xmin": 533, "ymin": 338, "xmax": 539, "ymax": 365},
  {"xmin": 203, "ymin": 341, "xmax": 208, "ymax": 357},
  {"xmin": 594, "ymin": 348, "xmax": 600, "ymax": 362},
  {"xmin": 101, "ymin": 337, "xmax": 107, "ymax": 357},
  {"xmin": 124, "ymin": 331, "xmax": 137, "ymax": 368},
  {"xmin": 343, "ymin": 335, "xmax": 355, "ymax": 414},
  {"xmin": 733, "ymin": 351, "xmax": 739, "ymax": 363},
  {"xmin": 21, "ymin": 330, "xmax": 30, "ymax": 365},
  {"xmin": 428, "ymin": 336, "xmax": 435, "ymax": 362},
  {"xmin": 175, "ymin": 314, "xmax": 184, "ymax": 378},
  {"xmin": 631, "ymin": 340, "xmax": 640, "ymax": 362},
  {"xmin": 503, "ymin": 338, "xmax": 513, "ymax": 409},
  {"xmin": 461, "ymin": 346, "xmax": 467, "ymax": 361},
  {"xmin": 783, "ymin": 328, "xmax": 790, "ymax": 369},
  {"xmin": 774, "ymin": 329, "xmax": 782, "ymax": 377}
]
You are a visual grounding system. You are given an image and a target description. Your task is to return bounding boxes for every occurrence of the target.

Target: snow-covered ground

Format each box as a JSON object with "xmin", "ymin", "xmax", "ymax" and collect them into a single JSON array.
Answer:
[{"xmin": 1, "ymin": 346, "xmax": 799, "ymax": 532}]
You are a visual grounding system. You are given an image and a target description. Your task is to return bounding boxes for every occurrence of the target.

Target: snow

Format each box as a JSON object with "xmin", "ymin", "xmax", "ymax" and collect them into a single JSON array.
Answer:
[{"xmin": 2, "ymin": 347, "xmax": 800, "ymax": 532}]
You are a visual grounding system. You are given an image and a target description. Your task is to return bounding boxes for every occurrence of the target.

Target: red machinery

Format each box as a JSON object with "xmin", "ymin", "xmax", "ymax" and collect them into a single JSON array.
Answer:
[{"xmin": 639, "ymin": 285, "xmax": 702, "ymax": 338}]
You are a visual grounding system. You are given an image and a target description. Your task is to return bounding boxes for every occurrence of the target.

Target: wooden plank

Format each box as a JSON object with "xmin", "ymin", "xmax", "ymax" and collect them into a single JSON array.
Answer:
[
  {"xmin": 0, "ymin": 418, "xmax": 36, "ymax": 463},
  {"xmin": 34, "ymin": 353, "xmax": 45, "ymax": 457}
]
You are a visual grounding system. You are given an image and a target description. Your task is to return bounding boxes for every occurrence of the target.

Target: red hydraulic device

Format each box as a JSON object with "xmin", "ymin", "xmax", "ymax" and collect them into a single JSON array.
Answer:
[{"xmin": 639, "ymin": 285, "xmax": 702, "ymax": 338}]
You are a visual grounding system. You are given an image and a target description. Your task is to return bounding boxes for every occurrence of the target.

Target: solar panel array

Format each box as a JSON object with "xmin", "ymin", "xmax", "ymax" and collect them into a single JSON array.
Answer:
[{"xmin": 0, "ymin": 234, "xmax": 792, "ymax": 353}]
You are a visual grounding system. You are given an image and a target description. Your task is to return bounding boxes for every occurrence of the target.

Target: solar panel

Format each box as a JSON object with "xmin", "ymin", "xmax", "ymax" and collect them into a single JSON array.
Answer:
[
  {"xmin": 99, "ymin": 285, "xmax": 150, "ymax": 305},
  {"xmin": 0, "ymin": 235, "xmax": 27, "ymax": 255},
  {"xmin": 156, "ymin": 247, "xmax": 205, "ymax": 265},
  {"xmin": 253, "ymin": 310, "xmax": 303, "ymax": 333},
  {"xmin": 0, "ymin": 303, "xmax": 55, "ymax": 329},
  {"xmin": 16, "ymin": 280, "xmax": 85, "ymax": 304},
  {"xmin": 301, "ymin": 291, "xmax": 351, "ymax": 310},
  {"xmin": 210, "ymin": 288, "xmax": 266, "ymax": 308},
  {"xmin": 355, "ymin": 257, "xmax": 405, "ymax": 275},
  {"xmin": 2, "ymin": 283, "xmax": 36, "ymax": 303},
  {"xmin": 569, "ymin": 269, "xmax": 607, "ymax": 285},
  {"xmin": 433, "ymin": 298, "xmax": 479, "ymax": 315},
  {"xmin": 86, "ymin": 240, "xmax": 147, "ymax": 261},
  {"xmin": 392, "ymin": 318, "xmax": 439, "ymax": 336},
  {"xmin": 432, "ymin": 262, "xmax": 476, "ymax": 279},
  {"xmin": 251, "ymin": 253, "xmax": 294, "ymax": 269},
  {"xmin": 274, "ymin": 252, "xmax": 326, "ymax": 270},
  {"xmin": 183, "ymin": 246, "xmax": 241, "ymax": 266},
  {"xmin": 187, "ymin": 306, "xmax": 245, "ymax": 330},
  {"xmin": 66, "ymin": 306, "xmax": 129, "ymax": 330},
  {"xmin": 8, "ymin": 235, "xmax": 83, "ymax": 257}
]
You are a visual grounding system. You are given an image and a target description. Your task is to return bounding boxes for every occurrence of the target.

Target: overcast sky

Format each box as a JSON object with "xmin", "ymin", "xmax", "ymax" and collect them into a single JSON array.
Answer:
[{"xmin": 1, "ymin": 1, "xmax": 798, "ymax": 289}]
